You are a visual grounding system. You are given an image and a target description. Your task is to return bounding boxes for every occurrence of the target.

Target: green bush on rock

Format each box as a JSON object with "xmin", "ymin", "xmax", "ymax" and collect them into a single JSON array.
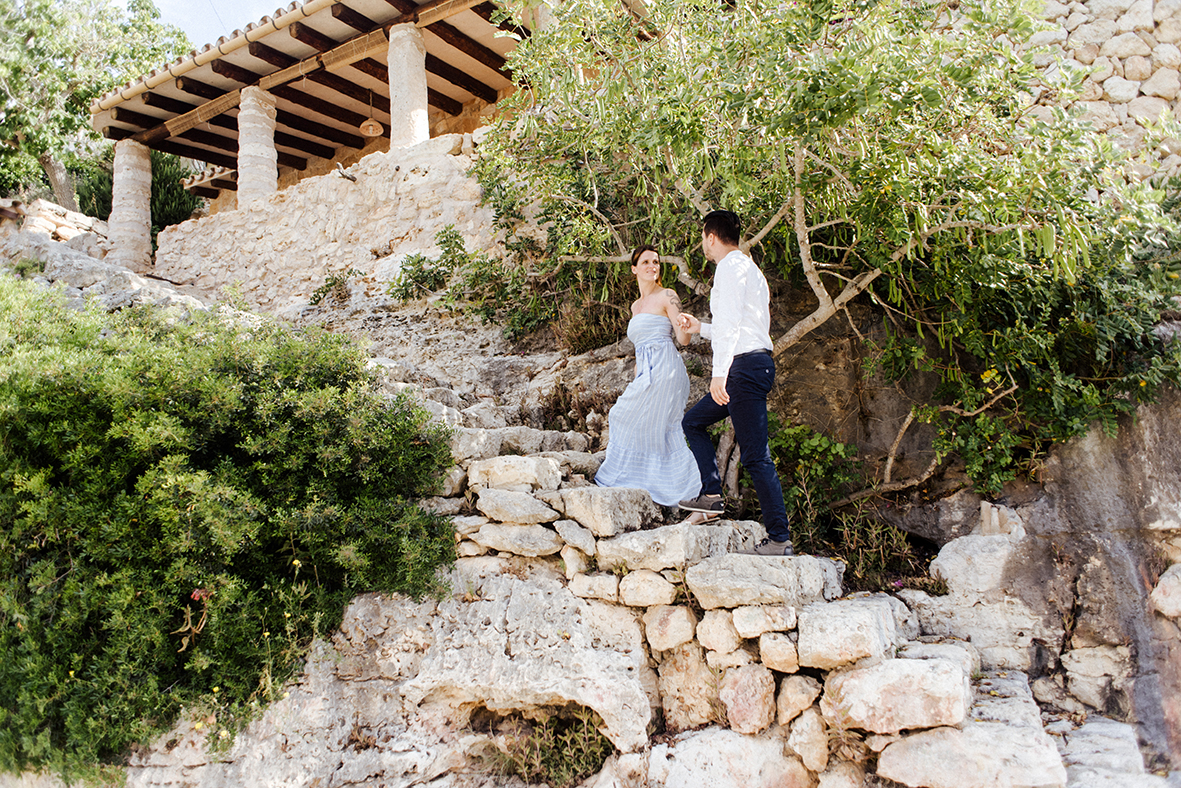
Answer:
[{"xmin": 0, "ymin": 280, "xmax": 455, "ymax": 777}]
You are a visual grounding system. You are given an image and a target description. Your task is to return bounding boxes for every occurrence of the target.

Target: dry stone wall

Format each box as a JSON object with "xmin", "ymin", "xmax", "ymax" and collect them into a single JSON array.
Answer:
[
  {"xmin": 99, "ymin": 404, "xmax": 1172, "ymax": 788},
  {"xmin": 154, "ymin": 133, "xmax": 494, "ymax": 318},
  {"xmin": 1026, "ymin": 0, "xmax": 1181, "ymax": 176}
]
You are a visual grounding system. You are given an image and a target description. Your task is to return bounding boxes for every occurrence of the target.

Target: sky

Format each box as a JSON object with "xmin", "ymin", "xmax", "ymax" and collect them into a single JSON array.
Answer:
[{"xmin": 154, "ymin": 0, "xmax": 289, "ymax": 52}]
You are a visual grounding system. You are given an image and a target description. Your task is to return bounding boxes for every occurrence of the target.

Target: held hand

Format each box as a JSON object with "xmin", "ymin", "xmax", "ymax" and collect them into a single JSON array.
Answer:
[
  {"xmin": 679, "ymin": 312, "xmax": 701, "ymax": 334},
  {"xmin": 710, "ymin": 376, "xmax": 729, "ymax": 406}
]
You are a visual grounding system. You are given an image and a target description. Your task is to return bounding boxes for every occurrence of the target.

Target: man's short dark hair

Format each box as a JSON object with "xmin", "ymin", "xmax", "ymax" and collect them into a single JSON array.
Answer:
[{"xmin": 702, "ymin": 211, "xmax": 741, "ymax": 246}]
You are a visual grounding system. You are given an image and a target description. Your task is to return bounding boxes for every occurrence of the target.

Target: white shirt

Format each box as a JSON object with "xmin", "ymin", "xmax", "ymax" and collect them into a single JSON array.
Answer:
[{"xmin": 699, "ymin": 249, "xmax": 773, "ymax": 378}]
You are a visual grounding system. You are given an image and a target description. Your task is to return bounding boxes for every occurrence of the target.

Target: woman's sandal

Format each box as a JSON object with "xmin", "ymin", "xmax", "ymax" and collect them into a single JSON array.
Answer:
[{"xmin": 679, "ymin": 510, "xmax": 722, "ymax": 526}]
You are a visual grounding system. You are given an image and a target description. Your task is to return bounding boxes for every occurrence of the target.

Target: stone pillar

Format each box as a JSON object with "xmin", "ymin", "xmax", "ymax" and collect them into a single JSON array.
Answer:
[
  {"xmin": 237, "ymin": 86, "xmax": 278, "ymax": 207},
  {"xmin": 387, "ymin": 24, "xmax": 430, "ymax": 147},
  {"xmin": 107, "ymin": 139, "xmax": 152, "ymax": 270}
]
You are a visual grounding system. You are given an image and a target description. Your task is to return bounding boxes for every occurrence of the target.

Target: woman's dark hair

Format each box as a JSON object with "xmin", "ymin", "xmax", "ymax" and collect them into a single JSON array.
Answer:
[
  {"xmin": 630, "ymin": 244, "xmax": 659, "ymax": 266},
  {"xmin": 702, "ymin": 210, "xmax": 741, "ymax": 246}
]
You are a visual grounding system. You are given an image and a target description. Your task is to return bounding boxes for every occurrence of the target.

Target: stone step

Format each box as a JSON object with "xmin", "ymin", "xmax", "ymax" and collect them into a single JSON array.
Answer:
[
  {"xmin": 1050, "ymin": 717, "xmax": 1170, "ymax": 788},
  {"xmin": 875, "ymin": 671, "xmax": 1068, "ymax": 788}
]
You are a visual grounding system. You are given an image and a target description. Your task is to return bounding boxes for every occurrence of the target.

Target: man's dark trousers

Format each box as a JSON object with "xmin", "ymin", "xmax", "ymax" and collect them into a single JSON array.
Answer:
[{"xmin": 681, "ymin": 350, "xmax": 791, "ymax": 542}]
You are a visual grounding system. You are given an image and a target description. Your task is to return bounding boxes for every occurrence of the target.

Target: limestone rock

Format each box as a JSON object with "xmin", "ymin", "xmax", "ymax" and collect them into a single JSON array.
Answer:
[
  {"xmin": 647, "ymin": 727, "xmax": 813, "ymax": 788},
  {"xmin": 1123, "ymin": 54, "xmax": 1154, "ymax": 80},
  {"xmin": 1150, "ymin": 563, "xmax": 1181, "ymax": 617},
  {"xmin": 596, "ymin": 521, "xmax": 759, "ymax": 572},
  {"xmin": 686, "ymin": 554, "xmax": 844, "ymax": 610},
  {"xmin": 1075, "ymin": 42, "xmax": 1100, "ymax": 62},
  {"xmin": 460, "ymin": 400, "xmax": 508, "ymax": 429},
  {"xmin": 1156, "ymin": 0, "xmax": 1181, "ymax": 22},
  {"xmin": 821, "ymin": 658, "xmax": 968, "ymax": 734},
  {"xmin": 706, "ymin": 646, "xmax": 756, "ymax": 671},
  {"xmin": 877, "ymin": 724, "xmax": 1067, "ymax": 788},
  {"xmin": 561, "ymin": 545, "xmax": 589, "ymax": 579},
  {"xmin": 497, "ymin": 424, "xmax": 545, "ymax": 455},
  {"xmin": 778, "ymin": 675, "xmax": 823, "ymax": 726},
  {"xmin": 399, "ymin": 575, "xmax": 654, "ymax": 752},
  {"xmin": 657, "ymin": 643, "xmax": 718, "ymax": 730},
  {"xmin": 643, "ymin": 605, "xmax": 697, "ymax": 652},
  {"xmin": 451, "ymin": 427, "xmax": 503, "ymax": 463},
  {"xmin": 451, "ymin": 514, "xmax": 488, "ymax": 537},
  {"xmin": 1155, "ymin": 42, "xmax": 1181, "ymax": 70},
  {"xmin": 437, "ymin": 465, "xmax": 467, "ymax": 497},
  {"xmin": 557, "ymin": 487, "xmax": 660, "ymax": 537},
  {"xmin": 797, "ymin": 597, "xmax": 896, "ymax": 669},
  {"xmin": 570, "ymin": 572, "xmax": 620, "ymax": 602},
  {"xmin": 554, "ymin": 519, "xmax": 597, "ymax": 555},
  {"xmin": 731, "ymin": 604, "xmax": 797, "ymax": 638},
  {"xmin": 759, "ymin": 632, "xmax": 799, "ymax": 673},
  {"xmin": 1117, "ymin": 0, "xmax": 1154, "ymax": 32},
  {"xmin": 1070, "ymin": 19, "xmax": 1119, "ymax": 46},
  {"xmin": 467, "ymin": 455, "xmax": 561, "ymax": 492},
  {"xmin": 1089, "ymin": 0, "xmax": 1136, "ymax": 21},
  {"xmin": 474, "ymin": 488, "xmax": 559, "ymax": 524},
  {"xmin": 456, "ymin": 540, "xmax": 487, "ymax": 557},
  {"xmin": 696, "ymin": 610, "xmax": 742, "ymax": 654},
  {"xmin": 472, "ymin": 523, "xmax": 564, "ymax": 556},
  {"xmin": 818, "ymin": 761, "xmax": 868, "ymax": 788},
  {"xmin": 1101, "ymin": 32, "xmax": 1153, "ymax": 57},
  {"xmin": 1061, "ymin": 645, "xmax": 1132, "ymax": 710},
  {"xmin": 619, "ymin": 569, "xmax": 678, "ymax": 607},
  {"xmin": 1060, "ymin": 717, "xmax": 1169, "ymax": 786},
  {"xmin": 1128, "ymin": 95, "xmax": 1172, "ymax": 121},
  {"xmin": 718, "ymin": 664, "xmax": 776, "ymax": 735},
  {"xmin": 1157, "ymin": 17, "xmax": 1181, "ymax": 43},
  {"xmin": 898, "ymin": 640, "xmax": 981, "ymax": 678},
  {"xmin": 877, "ymin": 672, "xmax": 1065, "ymax": 787},
  {"xmin": 788, "ymin": 706, "xmax": 829, "ymax": 773},
  {"xmin": 929, "ymin": 535, "xmax": 1016, "ymax": 598},
  {"xmin": 1100, "ymin": 73, "xmax": 1138, "ymax": 101}
]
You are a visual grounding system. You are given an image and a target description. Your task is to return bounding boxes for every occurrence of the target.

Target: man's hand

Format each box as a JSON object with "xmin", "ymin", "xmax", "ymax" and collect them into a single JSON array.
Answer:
[
  {"xmin": 710, "ymin": 376, "xmax": 729, "ymax": 406},
  {"xmin": 679, "ymin": 313, "xmax": 701, "ymax": 334}
]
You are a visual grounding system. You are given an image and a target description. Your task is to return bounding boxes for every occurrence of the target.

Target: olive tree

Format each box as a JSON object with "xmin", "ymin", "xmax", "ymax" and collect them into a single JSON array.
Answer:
[{"xmin": 477, "ymin": 0, "xmax": 1181, "ymax": 494}]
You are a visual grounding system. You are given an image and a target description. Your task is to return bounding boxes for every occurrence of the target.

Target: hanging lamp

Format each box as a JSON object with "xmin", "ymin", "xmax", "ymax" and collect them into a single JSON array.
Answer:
[{"xmin": 360, "ymin": 91, "xmax": 383, "ymax": 137}]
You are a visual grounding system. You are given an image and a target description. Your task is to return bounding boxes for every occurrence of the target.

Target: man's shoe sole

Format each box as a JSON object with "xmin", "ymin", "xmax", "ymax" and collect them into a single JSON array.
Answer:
[{"xmin": 678, "ymin": 497, "xmax": 724, "ymax": 514}]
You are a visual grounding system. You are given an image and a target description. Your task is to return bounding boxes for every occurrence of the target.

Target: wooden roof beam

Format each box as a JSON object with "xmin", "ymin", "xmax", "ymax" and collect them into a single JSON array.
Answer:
[
  {"xmin": 332, "ymin": 4, "xmax": 499, "ymax": 103},
  {"xmin": 289, "ymin": 21, "xmax": 464, "ymax": 114},
  {"xmin": 383, "ymin": 0, "xmax": 510, "ymax": 77},
  {"xmin": 207, "ymin": 61, "xmax": 369, "ymax": 149},
  {"xmin": 159, "ymin": 81, "xmax": 336, "ymax": 160}
]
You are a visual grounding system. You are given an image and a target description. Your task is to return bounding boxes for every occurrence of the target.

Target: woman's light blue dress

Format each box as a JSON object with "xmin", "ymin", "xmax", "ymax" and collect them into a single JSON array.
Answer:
[{"xmin": 594, "ymin": 313, "xmax": 701, "ymax": 506}]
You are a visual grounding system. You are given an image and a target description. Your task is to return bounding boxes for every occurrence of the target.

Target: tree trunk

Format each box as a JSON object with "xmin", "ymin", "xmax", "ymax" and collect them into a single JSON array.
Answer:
[{"xmin": 37, "ymin": 152, "xmax": 79, "ymax": 213}]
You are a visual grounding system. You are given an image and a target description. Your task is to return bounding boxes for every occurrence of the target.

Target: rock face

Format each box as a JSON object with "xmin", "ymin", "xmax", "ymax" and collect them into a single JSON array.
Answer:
[{"xmin": 1, "ymin": 231, "xmax": 206, "ymax": 312}]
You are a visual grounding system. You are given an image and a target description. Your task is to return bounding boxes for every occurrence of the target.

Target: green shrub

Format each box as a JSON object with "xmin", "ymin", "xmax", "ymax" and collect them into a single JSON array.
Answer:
[
  {"xmin": 487, "ymin": 707, "xmax": 614, "ymax": 788},
  {"xmin": 0, "ymin": 280, "xmax": 455, "ymax": 778}
]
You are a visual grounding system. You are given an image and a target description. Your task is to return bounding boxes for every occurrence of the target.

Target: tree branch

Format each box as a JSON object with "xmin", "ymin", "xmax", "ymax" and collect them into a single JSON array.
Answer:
[
  {"xmin": 743, "ymin": 201, "xmax": 792, "ymax": 251},
  {"xmin": 550, "ymin": 195, "xmax": 628, "ymax": 257}
]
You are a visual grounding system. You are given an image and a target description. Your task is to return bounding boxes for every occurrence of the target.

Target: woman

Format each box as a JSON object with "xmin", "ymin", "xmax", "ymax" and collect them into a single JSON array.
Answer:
[{"xmin": 595, "ymin": 245, "xmax": 704, "ymax": 514}]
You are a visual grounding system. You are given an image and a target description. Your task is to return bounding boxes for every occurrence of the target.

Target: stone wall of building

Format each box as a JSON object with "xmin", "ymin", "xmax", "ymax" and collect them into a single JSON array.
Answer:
[{"xmin": 155, "ymin": 133, "xmax": 494, "ymax": 317}]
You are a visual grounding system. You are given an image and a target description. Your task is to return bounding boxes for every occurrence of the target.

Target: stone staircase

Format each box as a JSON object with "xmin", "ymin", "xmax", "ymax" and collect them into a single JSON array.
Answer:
[{"xmin": 401, "ymin": 407, "xmax": 1092, "ymax": 788}]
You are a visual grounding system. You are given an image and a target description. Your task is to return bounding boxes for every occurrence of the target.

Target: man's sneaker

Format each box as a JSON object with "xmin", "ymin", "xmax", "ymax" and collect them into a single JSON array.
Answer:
[
  {"xmin": 678, "ymin": 493, "xmax": 724, "ymax": 514},
  {"xmin": 741, "ymin": 537, "xmax": 795, "ymax": 556}
]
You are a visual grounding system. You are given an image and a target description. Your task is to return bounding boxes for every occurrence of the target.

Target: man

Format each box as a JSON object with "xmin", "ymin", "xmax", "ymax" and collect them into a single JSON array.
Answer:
[{"xmin": 678, "ymin": 210, "xmax": 793, "ymax": 556}]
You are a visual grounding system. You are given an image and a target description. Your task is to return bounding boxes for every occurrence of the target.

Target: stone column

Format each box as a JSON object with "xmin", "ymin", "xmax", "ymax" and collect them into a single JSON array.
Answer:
[
  {"xmin": 107, "ymin": 139, "xmax": 152, "ymax": 270},
  {"xmin": 237, "ymin": 86, "xmax": 278, "ymax": 207},
  {"xmin": 387, "ymin": 24, "xmax": 430, "ymax": 147}
]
